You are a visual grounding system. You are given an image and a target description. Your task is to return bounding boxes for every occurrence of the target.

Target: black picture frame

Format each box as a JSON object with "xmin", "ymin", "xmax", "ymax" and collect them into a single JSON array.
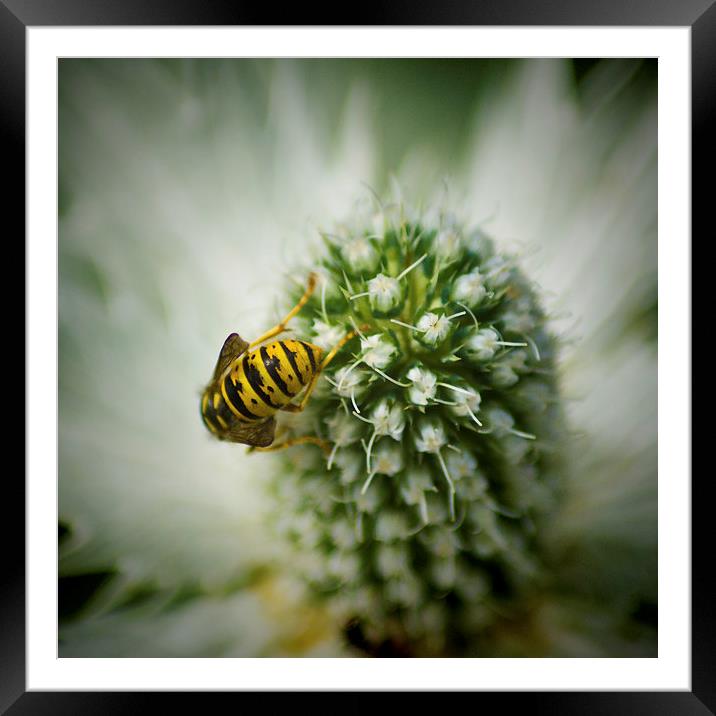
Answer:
[{"xmin": 6, "ymin": 1, "xmax": 703, "ymax": 712}]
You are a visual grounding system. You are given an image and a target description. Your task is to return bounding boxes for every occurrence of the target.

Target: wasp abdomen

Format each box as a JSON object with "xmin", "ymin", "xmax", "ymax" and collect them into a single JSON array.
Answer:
[
  {"xmin": 216, "ymin": 339, "xmax": 323, "ymax": 424},
  {"xmin": 200, "ymin": 388, "xmax": 236, "ymax": 434}
]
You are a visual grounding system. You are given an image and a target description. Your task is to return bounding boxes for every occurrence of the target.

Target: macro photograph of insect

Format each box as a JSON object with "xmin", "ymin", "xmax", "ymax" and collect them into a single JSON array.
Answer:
[
  {"xmin": 200, "ymin": 272, "xmax": 364, "ymax": 453},
  {"xmin": 58, "ymin": 57, "xmax": 658, "ymax": 660}
]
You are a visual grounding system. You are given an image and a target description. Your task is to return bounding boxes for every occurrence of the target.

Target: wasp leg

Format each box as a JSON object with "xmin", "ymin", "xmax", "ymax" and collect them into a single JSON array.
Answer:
[
  {"xmin": 280, "ymin": 373, "xmax": 320, "ymax": 414},
  {"xmin": 320, "ymin": 328, "xmax": 364, "ymax": 371},
  {"xmin": 249, "ymin": 273, "xmax": 318, "ymax": 349},
  {"xmin": 251, "ymin": 434, "xmax": 331, "ymax": 456},
  {"xmin": 281, "ymin": 328, "xmax": 364, "ymax": 413}
]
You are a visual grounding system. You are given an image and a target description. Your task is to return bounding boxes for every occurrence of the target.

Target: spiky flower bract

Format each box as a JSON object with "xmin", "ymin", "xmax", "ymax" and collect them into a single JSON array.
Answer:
[{"xmin": 267, "ymin": 199, "xmax": 567, "ymax": 656}]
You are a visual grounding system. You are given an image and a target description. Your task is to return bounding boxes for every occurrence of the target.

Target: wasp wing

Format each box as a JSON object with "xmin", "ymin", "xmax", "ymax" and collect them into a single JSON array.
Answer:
[
  {"xmin": 224, "ymin": 417, "xmax": 276, "ymax": 448},
  {"xmin": 212, "ymin": 333, "xmax": 250, "ymax": 381}
]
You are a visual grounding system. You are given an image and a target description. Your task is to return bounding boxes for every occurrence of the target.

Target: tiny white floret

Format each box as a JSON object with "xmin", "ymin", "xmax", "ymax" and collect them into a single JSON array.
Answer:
[
  {"xmin": 370, "ymin": 400, "xmax": 406, "ymax": 440},
  {"xmin": 375, "ymin": 511, "xmax": 410, "ymax": 542},
  {"xmin": 333, "ymin": 449, "xmax": 364, "ymax": 485},
  {"xmin": 435, "ymin": 228, "xmax": 461, "ymax": 260},
  {"xmin": 341, "ymin": 236, "xmax": 378, "ymax": 272},
  {"xmin": 367, "ymin": 273, "xmax": 402, "ymax": 312},
  {"xmin": 376, "ymin": 544, "xmax": 410, "ymax": 579},
  {"xmin": 312, "ymin": 319, "xmax": 346, "ymax": 351},
  {"xmin": 464, "ymin": 328, "xmax": 500, "ymax": 361},
  {"xmin": 414, "ymin": 421, "xmax": 447, "ymax": 453},
  {"xmin": 360, "ymin": 334, "xmax": 396, "ymax": 369},
  {"xmin": 451, "ymin": 387, "xmax": 482, "ymax": 419},
  {"xmin": 501, "ymin": 309, "xmax": 534, "ymax": 334},
  {"xmin": 452, "ymin": 268, "xmax": 486, "ymax": 307},
  {"xmin": 446, "ymin": 450, "xmax": 477, "ymax": 480},
  {"xmin": 332, "ymin": 364, "xmax": 365, "ymax": 397},
  {"xmin": 407, "ymin": 366, "xmax": 438, "ymax": 405},
  {"xmin": 330, "ymin": 520, "xmax": 359, "ymax": 550},
  {"xmin": 416, "ymin": 312, "xmax": 451, "ymax": 345},
  {"xmin": 326, "ymin": 411, "xmax": 361, "ymax": 447},
  {"xmin": 483, "ymin": 255, "xmax": 511, "ymax": 286},
  {"xmin": 371, "ymin": 443, "xmax": 404, "ymax": 476},
  {"xmin": 486, "ymin": 407, "xmax": 515, "ymax": 435}
]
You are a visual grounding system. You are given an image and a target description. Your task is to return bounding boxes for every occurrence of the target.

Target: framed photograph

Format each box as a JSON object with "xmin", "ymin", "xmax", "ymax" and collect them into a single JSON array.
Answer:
[{"xmin": 9, "ymin": 0, "xmax": 703, "ymax": 711}]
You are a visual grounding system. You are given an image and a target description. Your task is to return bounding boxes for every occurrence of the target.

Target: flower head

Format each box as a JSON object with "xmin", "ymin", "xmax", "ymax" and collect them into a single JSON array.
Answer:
[{"xmin": 265, "ymin": 195, "xmax": 570, "ymax": 651}]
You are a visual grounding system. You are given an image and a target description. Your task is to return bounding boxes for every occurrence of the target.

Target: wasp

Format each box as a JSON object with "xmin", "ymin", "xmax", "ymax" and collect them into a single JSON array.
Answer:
[{"xmin": 200, "ymin": 273, "xmax": 357, "ymax": 451}]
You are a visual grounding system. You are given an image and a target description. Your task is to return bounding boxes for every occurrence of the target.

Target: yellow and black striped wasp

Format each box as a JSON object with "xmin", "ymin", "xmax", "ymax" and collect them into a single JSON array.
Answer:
[{"xmin": 200, "ymin": 273, "xmax": 357, "ymax": 452}]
